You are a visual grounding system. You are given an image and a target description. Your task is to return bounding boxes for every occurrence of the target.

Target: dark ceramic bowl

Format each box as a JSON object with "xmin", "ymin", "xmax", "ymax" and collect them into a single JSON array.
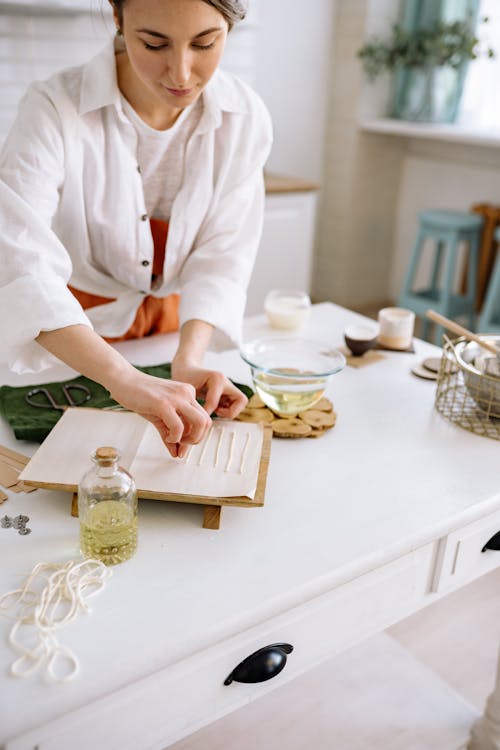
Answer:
[{"xmin": 344, "ymin": 324, "xmax": 378, "ymax": 357}]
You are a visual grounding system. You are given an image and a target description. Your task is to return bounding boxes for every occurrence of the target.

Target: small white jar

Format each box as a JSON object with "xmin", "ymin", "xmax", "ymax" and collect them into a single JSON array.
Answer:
[
  {"xmin": 264, "ymin": 290, "xmax": 311, "ymax": 330},
  {"xmin": 378, "ymin": 307, "xmax": 415, "ymax": 349}
]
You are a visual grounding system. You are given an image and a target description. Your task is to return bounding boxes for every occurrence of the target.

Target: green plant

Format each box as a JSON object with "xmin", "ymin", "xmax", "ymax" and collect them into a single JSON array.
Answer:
[{"xmin": 358, "ymin": 18, "xmax": 495, "ymax": 80}]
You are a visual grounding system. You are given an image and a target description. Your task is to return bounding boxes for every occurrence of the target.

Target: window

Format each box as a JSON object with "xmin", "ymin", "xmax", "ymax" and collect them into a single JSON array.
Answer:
[{"xmin": 458, "ymin": 0, "xmax": 500, "ymax": 128}]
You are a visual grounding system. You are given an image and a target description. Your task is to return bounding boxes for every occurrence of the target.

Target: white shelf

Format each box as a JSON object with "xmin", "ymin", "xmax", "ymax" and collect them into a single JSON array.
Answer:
[{"xmin": 361, "ymin": 117, "xmax": 500, "ymax": 149}]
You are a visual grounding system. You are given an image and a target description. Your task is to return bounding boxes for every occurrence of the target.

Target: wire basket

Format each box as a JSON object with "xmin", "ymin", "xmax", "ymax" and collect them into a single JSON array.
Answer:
[{"xmin": 435, "ymin": 336, "xmax": 500, "ymax": 440}]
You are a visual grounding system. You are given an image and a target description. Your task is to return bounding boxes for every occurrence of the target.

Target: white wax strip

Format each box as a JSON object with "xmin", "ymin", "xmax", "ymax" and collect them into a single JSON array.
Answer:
[
  {"xmin": 214, "ymin": 427, "xmax": 224, "ymax": 468},
  {"xmin": 183, "ymin": 445, "xmax": 193, "ymax": 463},
  {"xmin": 239, "ymin": 432, "xmax": 251, "ymax": 474},
  {"xmin": 197, "ymin": 428, "xmax": 212, "ymax": 466},
  {"xmin": 225, "ymin": 431, "xmax": 236, "ymax": 473}
]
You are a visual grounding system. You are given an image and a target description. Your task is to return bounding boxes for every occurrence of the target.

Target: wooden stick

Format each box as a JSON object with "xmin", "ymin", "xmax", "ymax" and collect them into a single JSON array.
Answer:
[
  {"xmin": 0, "ymin": 445, "xmax": 30, "ymax": 466},
  {"xmin": 426, "ymin": 310, "xmax": 499, "ymax": 356},
  {"xmin": 0, "ymin": 462, "xmax": 20, "ymax": 489}
]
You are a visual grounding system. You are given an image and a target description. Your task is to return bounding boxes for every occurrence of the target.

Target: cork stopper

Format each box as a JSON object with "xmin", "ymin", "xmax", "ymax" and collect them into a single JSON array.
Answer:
[{"xmin": 94, "ymin": 446, "xmax": 119, "ymax": 465}]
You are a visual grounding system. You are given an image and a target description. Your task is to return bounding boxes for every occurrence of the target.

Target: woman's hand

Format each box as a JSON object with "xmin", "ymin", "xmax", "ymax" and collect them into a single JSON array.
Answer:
[
  {"xmin": 35, "ymin": 324, "xmax": 211, "ymax": 458},
  {"xmin": 171, "ymin": 360, "xmax": 248, "ymax": 419},
  {"xmin": 171, "ymin": 319, "xmax": 248, "ymax": 419},
  {"xmin": 109, "ymin": 368, "xmax": 212, "ymax": 458}
]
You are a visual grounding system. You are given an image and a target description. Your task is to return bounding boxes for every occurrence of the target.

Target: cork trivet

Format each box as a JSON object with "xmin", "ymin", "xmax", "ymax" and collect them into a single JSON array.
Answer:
[
  {"xmin": 374, "ymin": 340, "xmax": 415, "ymax": 354},
  {"xmin": 422, "ymin": 357, "xmax": 441, "ymax": 373},
  {"xmin": 339, "ymin": 346, "xmax": 387, "ymax": 368},
  {"xmin": 300, "ymin": 410, "xmax": 337, "ymax": 429},
  {"xmin": 313, "ymin": 397, "xmax": 334, "ymax": 412},
  {"xmin": 246, "ymin": 394, "xmax": 265, "ymax": 409},
  {"xmin": 235, "ymin": 407, "xmax": 275, "ymax": 423},
  {"xmin": 411, "ymin": 364, "xmax": 438, "ymax": 381},
  {"xmin": 236, "ymin": 397, "xmax": 337, "ymax": 439},
  {"xmin": 271, "ymin": 419, "xmax": 313, "ymax": 438}
]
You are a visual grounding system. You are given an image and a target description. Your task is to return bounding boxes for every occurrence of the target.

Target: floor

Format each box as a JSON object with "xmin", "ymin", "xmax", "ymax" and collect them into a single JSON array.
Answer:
[{"xmin": 168, "ymin": 567, "xmax": 500, "ymax": 750}]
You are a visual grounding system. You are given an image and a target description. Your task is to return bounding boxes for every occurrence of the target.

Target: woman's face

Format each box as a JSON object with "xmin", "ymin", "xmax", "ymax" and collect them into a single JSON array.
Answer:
[{"xmin": 116, "ymin": 0, "xmax": 228, "ymax": 114}]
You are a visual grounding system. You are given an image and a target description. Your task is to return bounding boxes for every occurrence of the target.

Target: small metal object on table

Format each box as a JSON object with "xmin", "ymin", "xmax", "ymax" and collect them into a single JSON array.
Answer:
[{"xmin": 25, "ymin": 384, "xmax": 91, "ymax": 411}]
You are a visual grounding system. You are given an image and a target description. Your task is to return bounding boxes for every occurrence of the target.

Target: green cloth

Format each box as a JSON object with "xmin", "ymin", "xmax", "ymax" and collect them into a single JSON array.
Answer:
[{"xmin": 0, "ymin": 364, "xmax": 253, "ymax": 443}]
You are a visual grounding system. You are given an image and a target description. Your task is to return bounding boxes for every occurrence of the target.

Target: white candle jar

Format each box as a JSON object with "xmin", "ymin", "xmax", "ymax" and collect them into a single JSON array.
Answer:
[
  {"xmin": 378, "ymin": 307, "xmax": 415, "ymax": 350},
  {"xmin": 264, "ymin": 290, "xmax": 311, "ymax": 331}
]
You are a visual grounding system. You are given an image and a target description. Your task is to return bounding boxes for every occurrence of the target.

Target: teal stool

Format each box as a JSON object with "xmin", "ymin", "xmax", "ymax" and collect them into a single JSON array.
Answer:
[
  {"xmin": 478, "ymin": 225, "xmax": 500, "ymax": 333},
  {"xmin": 398, "ymin": 210, "xmax": 483, "ymax": 345}
]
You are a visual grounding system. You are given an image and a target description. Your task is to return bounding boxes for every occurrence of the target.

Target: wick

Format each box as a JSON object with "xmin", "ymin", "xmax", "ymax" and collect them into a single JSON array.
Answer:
[
  {"xmin": 239, "ymin": 432, "xmax": 251, "ymax": 474},
  {"xmin": 225, "ymin": 431, "xmax": 236, "ymax": 473},
  {"xmin": 197, "ymin": 428, "xmax": 212, "ymax": 466},
  {"xmin": 214, "ymin": 427, "xmax": 224, "ymax": 468}
]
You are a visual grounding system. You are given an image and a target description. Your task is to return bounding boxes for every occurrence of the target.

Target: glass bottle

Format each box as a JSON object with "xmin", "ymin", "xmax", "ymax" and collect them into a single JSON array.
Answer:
[{"xmin": 78, "ymin": 446, "xmax": 137, "ymax": 565}]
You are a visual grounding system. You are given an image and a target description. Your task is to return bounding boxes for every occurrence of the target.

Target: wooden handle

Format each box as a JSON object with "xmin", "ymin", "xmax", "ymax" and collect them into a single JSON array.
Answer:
[{"xmin": 426, "ymin": 309, "xmax": 499, "ymax": 356}]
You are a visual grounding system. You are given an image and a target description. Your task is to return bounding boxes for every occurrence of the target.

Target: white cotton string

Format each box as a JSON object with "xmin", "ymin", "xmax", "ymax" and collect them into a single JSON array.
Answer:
[{"xmin": 0, "ymin": 559, "xmax": 111, "ymax": 682}]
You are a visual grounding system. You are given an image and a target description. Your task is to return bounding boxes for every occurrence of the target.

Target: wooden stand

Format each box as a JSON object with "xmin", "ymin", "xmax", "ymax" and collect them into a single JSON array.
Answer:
[
  {"xmin": 202, "ymin": 505, "xmax": 223, "ymax": 530},
  {"xmin": 63, "ymin": 426, "xmax": 272, "ymax": 530}
]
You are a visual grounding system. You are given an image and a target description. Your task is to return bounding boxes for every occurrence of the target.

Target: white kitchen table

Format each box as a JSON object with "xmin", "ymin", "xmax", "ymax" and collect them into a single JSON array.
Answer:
[{"xmin": 1, "ymin": 302, "xmax": 499, "ymax": 750}]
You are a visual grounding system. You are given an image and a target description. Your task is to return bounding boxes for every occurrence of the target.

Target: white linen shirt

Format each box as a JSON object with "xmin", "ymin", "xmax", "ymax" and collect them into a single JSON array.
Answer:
[{"xmin": 0, "ymin": 41, "xmax": 272, "ymax": 373}]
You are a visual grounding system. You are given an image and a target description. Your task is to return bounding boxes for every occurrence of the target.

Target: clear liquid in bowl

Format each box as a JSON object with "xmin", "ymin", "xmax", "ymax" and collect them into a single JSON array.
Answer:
[{"xmin": 253, "ymin": 368, "xmax": 327, "ymax": 415}]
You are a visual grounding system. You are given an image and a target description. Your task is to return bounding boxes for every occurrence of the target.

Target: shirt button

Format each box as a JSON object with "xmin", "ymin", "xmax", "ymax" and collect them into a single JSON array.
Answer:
[
  {"xmin": 141, "ymin": 213, "xmax": 148, "ymax": 221},
  {"xmin": 137, "ymin": 165, "xmax": 142, "ymax": 174},
  {"xmin": 141, "ymin": 260, "xmax": 150, "ymax": 267},
  {"xmin": 139, "ymin": 290, "xmax": 147, "ymax": 295}
]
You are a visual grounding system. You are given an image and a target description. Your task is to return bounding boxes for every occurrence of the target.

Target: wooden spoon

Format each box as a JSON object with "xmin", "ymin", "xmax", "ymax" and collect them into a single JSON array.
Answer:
[{"xmin": 426, "ymin": 309, "xmax": 500, "ymax": 356}]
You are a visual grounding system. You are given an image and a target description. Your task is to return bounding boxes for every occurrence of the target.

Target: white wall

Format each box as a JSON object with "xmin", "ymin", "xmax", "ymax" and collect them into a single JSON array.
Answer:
[
  {"xmin": 253, "ymin": 0, "xmax": 335, "ymax": 183},
  {"xmin": 391, "ymin": 142, "xmax": 500, "ymax": 300}
]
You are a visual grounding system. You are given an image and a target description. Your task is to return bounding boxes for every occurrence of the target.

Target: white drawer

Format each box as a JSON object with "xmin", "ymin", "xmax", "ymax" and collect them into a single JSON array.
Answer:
[
  {"xmin": 432, "ymin": 508, "xmax": 500, "ymax": 594},
  {"xmin": 5, "ymin": 543, "xmax": 435, "ymax": 750}
]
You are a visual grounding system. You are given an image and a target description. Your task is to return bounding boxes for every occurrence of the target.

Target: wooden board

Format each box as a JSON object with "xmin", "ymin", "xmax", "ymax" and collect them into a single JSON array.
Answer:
[{"xmin": 20, "ymin": 410, "xmax": 273, "ymax": 528}]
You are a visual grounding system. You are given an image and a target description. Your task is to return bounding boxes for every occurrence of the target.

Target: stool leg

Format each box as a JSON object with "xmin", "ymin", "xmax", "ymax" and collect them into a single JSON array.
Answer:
[
  {"xmin": 433, "ymin": 233, "xmax": 458, "ymax": 346},
  {"xmin": 430, "ymin": 241, "xmax": 445, "ymax": 296},
  {"xmin": 400, "ymin": 228, "xmax": 425, "ymax": 335},
  {"xmin": 466, "ymin": 230, "xmax": 480, "ymax": 332},
  {"xmin": 479, "ymin": 251, "xmax": 500, "ymax": 333},
  {"xmin": 400, "ymin": 229, "xmax": 425, "ymax": 300},
  {"xmin": 421, "ymin": 239, "xmax": 445, "ymax": 341}
]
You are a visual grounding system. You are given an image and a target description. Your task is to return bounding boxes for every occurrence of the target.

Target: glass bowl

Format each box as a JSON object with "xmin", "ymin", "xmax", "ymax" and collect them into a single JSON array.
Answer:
[{"xmin": 240, "ymin": 337, "xmax": 345, "ymax": 416}]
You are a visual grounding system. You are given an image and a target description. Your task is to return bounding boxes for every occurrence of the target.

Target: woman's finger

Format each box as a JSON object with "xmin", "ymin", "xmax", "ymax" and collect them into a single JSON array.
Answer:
[
  {"xmin": 214, "ymin": 387, "xmax": 248, "ymax": 418},
  {"xmin": 202, "ymin": 377, "xmax": 226, "ymax": 416},
  {"xmin": 155, "ymin": 406, "xmax": 185, "ymax": 445},
  {"xmin": 177, "ymin": 401, "xmax": 212, "ymax": 443}
]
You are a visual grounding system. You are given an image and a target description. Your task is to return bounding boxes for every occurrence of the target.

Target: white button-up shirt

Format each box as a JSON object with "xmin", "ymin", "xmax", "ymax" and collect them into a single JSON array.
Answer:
[{"xmin": 0, "ymin": 41, "xmax": 272, "ymax": 373}]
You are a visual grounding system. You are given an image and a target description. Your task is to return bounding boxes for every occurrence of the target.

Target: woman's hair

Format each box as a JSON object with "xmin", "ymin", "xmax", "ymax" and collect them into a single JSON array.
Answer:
[{"xmin": 110, "ymin": 1, "xmax": 246, "ymax": 31}]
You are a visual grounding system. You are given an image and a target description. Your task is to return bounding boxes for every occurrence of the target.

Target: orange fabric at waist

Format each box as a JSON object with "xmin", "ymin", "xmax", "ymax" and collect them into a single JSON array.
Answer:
[{"xmin": 68, "ymin": 218, "xmax": 179, "ymax": 342}]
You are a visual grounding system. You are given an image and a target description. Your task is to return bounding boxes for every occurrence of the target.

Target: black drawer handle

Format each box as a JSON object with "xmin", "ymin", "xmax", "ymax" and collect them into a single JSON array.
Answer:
[
  {"xmin": 224, "ymin": 643, "xmax": 293, "ymax": 685},
  {"xmin": 482, "ymin": 530, "xmax": 500, "ymax": 552}
]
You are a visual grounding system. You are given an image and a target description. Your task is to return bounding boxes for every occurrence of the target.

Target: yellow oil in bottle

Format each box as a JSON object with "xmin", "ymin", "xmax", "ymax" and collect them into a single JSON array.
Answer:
[
  {"xmin": 79, "ymin": 446, "xmax": 138, "ymax": 566},
  {"xmin": 253, "ymin": 369, "xmax": 326, "ymax": 415},
  {"xmin": 80, "ymin": 498, "xmax": 137, "ymax": 566}
]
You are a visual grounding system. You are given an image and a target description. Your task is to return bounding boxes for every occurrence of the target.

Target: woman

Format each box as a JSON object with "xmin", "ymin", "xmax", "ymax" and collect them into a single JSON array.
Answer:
[{"xmin": 0, "ymin": 0, "xmax": 272, "ymax": 457}]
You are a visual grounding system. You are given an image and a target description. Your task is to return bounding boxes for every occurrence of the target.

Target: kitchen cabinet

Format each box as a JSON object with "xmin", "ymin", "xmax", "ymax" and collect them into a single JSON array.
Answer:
[{"xmin": 245, "ymin": 174, "xmax": 319, "ymax": 315}]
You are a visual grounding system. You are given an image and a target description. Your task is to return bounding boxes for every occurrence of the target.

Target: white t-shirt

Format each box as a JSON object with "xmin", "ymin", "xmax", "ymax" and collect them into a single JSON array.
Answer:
[{"xmin": 120, "ymin": 95, "xmax": 203, "ymax": 221}]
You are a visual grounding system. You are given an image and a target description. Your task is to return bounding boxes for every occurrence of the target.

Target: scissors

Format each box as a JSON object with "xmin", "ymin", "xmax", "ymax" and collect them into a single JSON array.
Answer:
[{"xmin": 25, "ymin": 384, "xmax": 91, "ymax": 412}]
